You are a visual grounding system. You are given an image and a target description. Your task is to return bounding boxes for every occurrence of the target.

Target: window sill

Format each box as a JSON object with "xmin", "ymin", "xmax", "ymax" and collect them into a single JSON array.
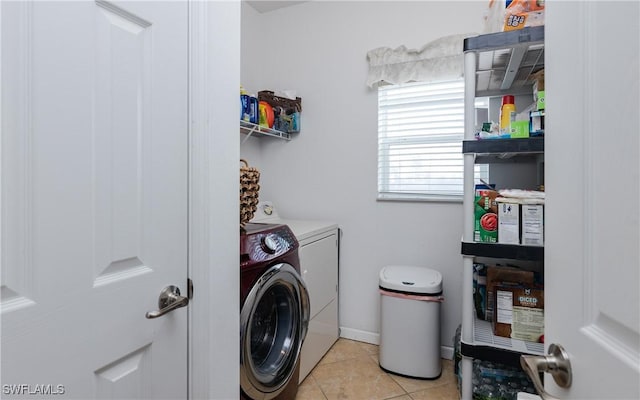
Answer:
[{"xmin": 377, "ymin": 193, "xmax": 464, "ymax": 204}]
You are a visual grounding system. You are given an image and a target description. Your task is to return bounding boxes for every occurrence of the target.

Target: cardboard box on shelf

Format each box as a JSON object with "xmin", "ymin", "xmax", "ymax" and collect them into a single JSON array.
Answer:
[
  {"xmin": 530, "ymin": 110, "xmax": 544, "ymax": 136},
  {"xmin": 474, "ymin": 186, "xmax": 499, "ymax": 243},
  {"xmin": 510, "ymin": 120, "xmax": 530, "ymax": 138},
  {"xmin": 493, "ymin": 284, "xmax": 544, "ymax": 342},
  {"xmin": 532, "ymin": 69, "xmax": 545, "ymax": 92},
  {"xmin": 497, "ymin": 199, "xmax": 520, "ymax": 244},
  {"xmin": 522, "ymin": 203, "xmax": 544, "ymax": 246},
  {"xmin": 485, "ymin": 266, "xmax": 534, "ymax": 322},
  {"xmin": 535, "ymin": 90, "xmax": 545, "ymax": 111},
  {"xmin": 532, "ymin": 69, "xmax": 545, "ymax": 111}
]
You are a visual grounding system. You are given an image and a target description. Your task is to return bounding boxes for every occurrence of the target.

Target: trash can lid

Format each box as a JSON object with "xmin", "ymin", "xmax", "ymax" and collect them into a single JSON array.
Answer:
[{"xmin": 379, "ymin": 265, "xmax": 442, "ymax": 294}]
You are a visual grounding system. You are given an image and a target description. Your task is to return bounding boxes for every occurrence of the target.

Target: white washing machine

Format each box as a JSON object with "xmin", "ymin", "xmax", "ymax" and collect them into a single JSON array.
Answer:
[{"xmin": 251, "ymin": 201, "xmax": 340, "ymax": 382}]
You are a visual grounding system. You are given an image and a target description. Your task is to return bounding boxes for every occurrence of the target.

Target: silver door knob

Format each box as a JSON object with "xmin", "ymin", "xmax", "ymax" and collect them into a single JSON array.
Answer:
[
  {"xmin": 520, "ymin": 343, "xmax": 572, "ymax": 400},
  {"xmin": 145, "ymin": 285, "xmax": 189, "ymax": 319}
]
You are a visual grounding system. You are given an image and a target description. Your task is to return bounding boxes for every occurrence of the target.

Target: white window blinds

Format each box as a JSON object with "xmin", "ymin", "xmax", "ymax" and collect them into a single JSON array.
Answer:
[{"xmin": 377, "ymin": 79, "xmax": 488, "ymax": 201}]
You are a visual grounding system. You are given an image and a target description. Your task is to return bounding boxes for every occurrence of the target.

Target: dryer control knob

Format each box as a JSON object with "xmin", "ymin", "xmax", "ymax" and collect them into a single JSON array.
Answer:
[{"xmin": 261, "ymin": 234, "xmax": 278, "ymax": 254}]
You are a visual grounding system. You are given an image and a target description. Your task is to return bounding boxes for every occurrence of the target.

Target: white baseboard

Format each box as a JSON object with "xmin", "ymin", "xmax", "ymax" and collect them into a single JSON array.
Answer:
[
  {"xmin": 339, "ymin": 326, "xmax": 380, "ymax": 345},
  {"xmin": 440, "ymin": 345, "xmax": 454, "ymax": 360},
  {"xmin": 339, "ymin": 326, "xmax": 454, "ymax": 360}
]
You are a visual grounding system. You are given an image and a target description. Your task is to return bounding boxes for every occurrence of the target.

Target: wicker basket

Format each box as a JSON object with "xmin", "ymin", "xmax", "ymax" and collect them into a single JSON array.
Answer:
[{"xmin": 240, "ymin": 159, "xmax": 260, "ymax": 226}]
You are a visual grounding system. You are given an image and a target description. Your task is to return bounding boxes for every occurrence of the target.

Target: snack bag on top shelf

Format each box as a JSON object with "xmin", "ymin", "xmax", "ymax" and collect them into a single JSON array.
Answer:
[{"xmin": 504, "ymin": 0, "xmax": 545, "ymax": 31}]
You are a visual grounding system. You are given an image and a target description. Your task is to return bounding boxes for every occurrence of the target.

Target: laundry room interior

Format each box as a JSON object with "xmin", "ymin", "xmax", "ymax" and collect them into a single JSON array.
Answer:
[
  {"xmin": 241, "ymin": 0, "xmax": 483, "ymax": 353},
  {"xmin": 238, "ymin": 1, "xmax": 559, "ymax": 399}
]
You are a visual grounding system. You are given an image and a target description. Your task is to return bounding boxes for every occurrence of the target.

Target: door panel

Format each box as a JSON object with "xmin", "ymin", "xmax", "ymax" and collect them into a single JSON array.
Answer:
[
  {"xmin": 94, "ymin": 1, "xmax": 153, "ymax": 286},
  {"xmin": 1, "ymin": 2, "xmax": 188, "ymax": 398},
  {"xmin": 546, "ymin": 1, "xmax": 640, "ymax": 398},
  {"xmin": 94, "ymin": 345, "xmax": 152, "ymax": 399}
]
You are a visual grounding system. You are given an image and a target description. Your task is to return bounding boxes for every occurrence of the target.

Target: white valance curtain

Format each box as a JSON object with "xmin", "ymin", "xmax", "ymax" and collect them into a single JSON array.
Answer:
[{"xmin": 366, "ymin": 33, "xmax": 475, "ymax": 88}]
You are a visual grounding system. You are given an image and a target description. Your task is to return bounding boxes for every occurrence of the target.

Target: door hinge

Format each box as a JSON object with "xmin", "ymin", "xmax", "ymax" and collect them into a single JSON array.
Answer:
[{"xmin": 187, "ymin": 278, "xmax": 194, "ymax": 300}]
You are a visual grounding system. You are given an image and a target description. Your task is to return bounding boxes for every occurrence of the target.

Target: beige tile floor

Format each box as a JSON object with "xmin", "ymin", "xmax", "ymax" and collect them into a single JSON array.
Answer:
[{"xmin": 296, "ymin": 338, "xmax": 459, "ymax": 400}]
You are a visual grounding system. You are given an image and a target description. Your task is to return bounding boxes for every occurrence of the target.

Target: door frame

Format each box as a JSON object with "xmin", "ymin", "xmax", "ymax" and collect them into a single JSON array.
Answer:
[{"xmin": 188, "ymin": 1, "xmax": 240, "ymax": 399}]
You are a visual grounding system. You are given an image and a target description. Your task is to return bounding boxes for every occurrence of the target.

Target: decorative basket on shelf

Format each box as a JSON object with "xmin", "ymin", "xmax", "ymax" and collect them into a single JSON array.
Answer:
[{"xmin": 240, "ymin": 159, "xmax": 260, "ymax": 226}]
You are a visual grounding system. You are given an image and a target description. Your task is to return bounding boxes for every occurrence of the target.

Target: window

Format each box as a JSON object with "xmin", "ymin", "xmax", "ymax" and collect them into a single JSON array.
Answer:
[{"xmin": 377, "ymin": 79, "xmax": 488, "ymax": 201}]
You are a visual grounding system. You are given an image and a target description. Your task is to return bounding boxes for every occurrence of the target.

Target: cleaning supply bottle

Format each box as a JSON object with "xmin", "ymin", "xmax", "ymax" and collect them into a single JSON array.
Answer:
[
  {"xmin": 499, "ymin": 95, "xmax": 516, "ymax": 135},
  {"xmin": 248, "ymin": 94, "xmax": 259, "ymax": 124},
  {"xmin": 240, "ymin": 86, "xmax": 250, "ymax": 122}
]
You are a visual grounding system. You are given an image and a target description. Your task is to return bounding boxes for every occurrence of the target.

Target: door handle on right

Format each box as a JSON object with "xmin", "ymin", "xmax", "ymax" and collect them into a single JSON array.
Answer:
[{"xmin": 521, "ymin": 344, "xmax": 572, "ymax": 400}]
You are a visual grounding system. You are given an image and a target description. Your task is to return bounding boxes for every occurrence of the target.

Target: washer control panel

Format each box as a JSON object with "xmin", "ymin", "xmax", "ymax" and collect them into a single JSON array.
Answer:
[{"xmin": 241, "ymin": 223, "xmax": 298, "ymax": 263}]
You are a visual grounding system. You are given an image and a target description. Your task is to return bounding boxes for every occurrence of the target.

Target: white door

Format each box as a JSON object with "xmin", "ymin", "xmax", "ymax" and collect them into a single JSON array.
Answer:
[
  {"xmin": 543, "ymin": 1, "xmax": 640, "ymax": 398},
  {"xmin": 1, "ymin": 1, "xmax": 189, "ymax": 398}
]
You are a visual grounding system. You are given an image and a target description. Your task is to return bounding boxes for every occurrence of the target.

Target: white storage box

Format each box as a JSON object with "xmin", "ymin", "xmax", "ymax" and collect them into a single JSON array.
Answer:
[
  {"xmin": 379, "ymin": 265, "xmax": 443, "ymax": 379},
  {"xmin": 521, "ymin": 202, "xmax": 544, "ymax": 246},
  {"xmin": 497, "ymin": 199, "xmax": 521, "ymax": 245}
]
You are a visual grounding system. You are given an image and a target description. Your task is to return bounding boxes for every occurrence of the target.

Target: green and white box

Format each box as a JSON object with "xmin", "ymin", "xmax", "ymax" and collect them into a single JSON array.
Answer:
[{"xmin": 510, "ymin": 120, "xmax": 530, "ymax": 138}]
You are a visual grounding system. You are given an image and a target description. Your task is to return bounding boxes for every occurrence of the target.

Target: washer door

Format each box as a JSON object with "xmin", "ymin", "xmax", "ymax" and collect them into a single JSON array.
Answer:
[{"xmin": 240, "ymin": 263, "xmax": 310, "ymax": 400}]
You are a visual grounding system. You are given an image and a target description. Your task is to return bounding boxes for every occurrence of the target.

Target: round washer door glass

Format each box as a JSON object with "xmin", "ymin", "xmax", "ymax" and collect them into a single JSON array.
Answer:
[{"xmin": 240, "ymin": 263, "xmax": 309, "ymax": 399}]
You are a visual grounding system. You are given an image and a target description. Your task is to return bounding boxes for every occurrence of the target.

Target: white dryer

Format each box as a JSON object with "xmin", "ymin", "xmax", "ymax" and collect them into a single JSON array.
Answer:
[{"xmin": 251, "ymin": 201, "xmax": 340, "ymax": 382}]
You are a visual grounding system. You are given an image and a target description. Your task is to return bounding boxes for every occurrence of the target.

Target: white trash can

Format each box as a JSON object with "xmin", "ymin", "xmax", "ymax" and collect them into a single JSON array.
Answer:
[{"xmin": 379, "ymin": 265, "xmax": 443, "ymax": 379}]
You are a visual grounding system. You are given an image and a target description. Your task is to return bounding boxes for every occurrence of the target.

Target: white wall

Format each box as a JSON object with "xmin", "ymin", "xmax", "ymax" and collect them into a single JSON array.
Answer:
[
  {"xmin": 240, "ymin": 3, "xmax": 266, "ymax": 164},
  {"xmin": 241, "ymin": 1, "xmax": 486, "ymax": 351}
]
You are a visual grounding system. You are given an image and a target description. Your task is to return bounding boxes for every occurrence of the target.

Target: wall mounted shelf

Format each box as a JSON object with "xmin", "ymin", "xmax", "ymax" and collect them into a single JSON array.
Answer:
[{"xmin": 240, "ymin": 120, "xmax": 291, "ymax": 143}]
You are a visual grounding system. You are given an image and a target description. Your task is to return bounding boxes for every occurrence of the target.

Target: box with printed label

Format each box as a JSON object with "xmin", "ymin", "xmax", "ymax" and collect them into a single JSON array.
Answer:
[
  {"xmin": 535, "ymin": 90, "xmax": 545, "ymax": 111},
  {"xmin": 497, "ymin": 199, "xmax": 520, "ymax": 244},
  {"xmin": 521, "ymin": 203, "xmax": 544, "ymax": 246},
  {"xmin": 485, "ymin": 266, "xmax": 534, "ymax": 322},
  {"xmin": 509, "ymin": 120, "xmax": 530, "ymax": 138},
  {"xmin": 530, "ymin": 110, "xmax": 545, "ymax": 136},
  {"xmin": 474, "ymin": 186, "xmax": 499, "ymax": 243},
  {"xmin": 493, "ymin": 285, "xmax": 544, "ymax": 343}
]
